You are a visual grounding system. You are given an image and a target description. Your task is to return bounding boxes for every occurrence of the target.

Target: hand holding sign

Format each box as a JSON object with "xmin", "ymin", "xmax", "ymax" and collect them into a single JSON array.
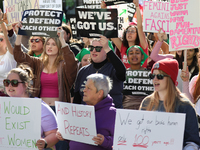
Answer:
[
  {"xmin": 92, "ymin": 134, "xmax": 105, "ymax": 145},
  {"xmin": 180, "ymin": 63, "xmax": 189, "ymax": 82},
  {"xmin": 99, "ymin": 35, "xmax": 111, "ymax": 53},
  {"xmin": 133, "ymin": 0, "xmax": 139, "ymax": 7},
  {"xmin": 56, "ymin": 130, "xmax": 65, "ymax": 141}
]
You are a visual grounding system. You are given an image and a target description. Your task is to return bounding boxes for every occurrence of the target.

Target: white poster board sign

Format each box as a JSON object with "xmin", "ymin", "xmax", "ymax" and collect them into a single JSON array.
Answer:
[
  {"xmin": 39, "ymin": 0, "xmax": 62, "ymax": 11},
  {"xmin": 55, "ymin": 102, "xmax": 97, "ymax": 145},
  {"xmin": 108, "ymin": 4, "xmax": 129, "ymax": 38},
  {"xmin": 0, "ymin": 97, "xmax": 41, "ymax": 150},
  {"xmin": 169, "ymin": 0, "xmax": 200, "ymax": 51},
  {"xmin": 3, "ymin": 0, "xmax": 39, "ymax": 24},
  {"xmin": 143, "ymin": 1, "xmax": 170, "ymax": 33},
  {"xmin": 113, "ymin": 109, "xmax": 185, "ymax": 150}
]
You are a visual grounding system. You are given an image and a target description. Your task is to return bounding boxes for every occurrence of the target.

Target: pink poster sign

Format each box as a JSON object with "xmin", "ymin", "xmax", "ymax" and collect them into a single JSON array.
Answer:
[{"xmin": 143, "ymin": 1, "xmax": 170, "ymax": 33}]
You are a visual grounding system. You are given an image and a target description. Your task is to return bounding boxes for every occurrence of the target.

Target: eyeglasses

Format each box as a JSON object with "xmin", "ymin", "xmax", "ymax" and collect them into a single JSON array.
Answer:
[
  {"xmin": 149, "ymin": 74, "xmax": 169, "ymax": 80},
  {"xmin": 0, "ymin": 38, "xmax": 3, "ymax": 42},
  {"xmin": 3, "ymin": 79, "xmax": 25, "ymax": 87},
  {"xmin": 126, "ymin": 30, "xmax": 136, "ymax": 34},
  {"xmin": 88, "ymin": 45, "xmax": 102, "ymax": 52},
  {"xmin": 30, "ymin": 39, "xmax": 42, "ymax": 43}
]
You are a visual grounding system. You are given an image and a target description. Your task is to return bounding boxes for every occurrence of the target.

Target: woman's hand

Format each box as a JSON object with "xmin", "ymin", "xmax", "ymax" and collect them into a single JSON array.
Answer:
[
  {"xmin": 57, "ymin": 27, "xmax": 67, "ymax": 47},
  {"xmin": 14, "ymin": 21, "xmax": 22, "ymax": 34},
  {"xmin": 133, "ymin": 0, "xmax": 139, "ymax": 7},
  {"xmin": 36, "ymin": 138, "xmax": 46, "ymax": 150},
  {"xmin": 157, "ymin": 28, "xmax": 167, "ymax": 42},
  {"xmin": 0, "ymin": 9, "xmax": 4, "ymax": 24},
  {"xmin": 56, "ymin": 130, "xmax": 65, "ymax": 141},
  {"xmin": 101, "ymin": 1, "xmax": 107, "ymax": 9},
  {"xmin": 181, "ymin": 66, "xmax": 189, "ymax": 82},
  {"xmin": 92, "ymin": 134, "xmax": 104, "ymax": 145},
  {"xmin": 99, "ymin": 35, "xmax": 110, "ymax": 53}
]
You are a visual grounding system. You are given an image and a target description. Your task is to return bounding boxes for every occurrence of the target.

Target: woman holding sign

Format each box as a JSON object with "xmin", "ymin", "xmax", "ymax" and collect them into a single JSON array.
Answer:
[
  {"xmin": 13, "ymin": 23, "xmax": 78, "ymax": 108},
  {"xmin": 139, "ymin": 58, "xmax": 200, "ymax": 150},
  {"xmin": 3, "ymin": 64, "xmax": 59, "ymax": 150},
  {"xmin": 101, "ymin": 0, "xmax": 148, "ymax": 69}
]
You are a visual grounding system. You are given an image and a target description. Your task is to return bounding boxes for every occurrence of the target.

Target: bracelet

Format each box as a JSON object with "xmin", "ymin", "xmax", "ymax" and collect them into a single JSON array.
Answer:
[{"xmin": 44, "ymin": 140, "xmax": 48, "ymax": 148}]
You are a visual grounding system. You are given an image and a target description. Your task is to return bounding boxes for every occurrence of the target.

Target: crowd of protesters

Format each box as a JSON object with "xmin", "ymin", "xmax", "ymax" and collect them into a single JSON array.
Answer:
[{"xmin": 0, "ymin": 0, "xmax": 200, "ymax": 149}]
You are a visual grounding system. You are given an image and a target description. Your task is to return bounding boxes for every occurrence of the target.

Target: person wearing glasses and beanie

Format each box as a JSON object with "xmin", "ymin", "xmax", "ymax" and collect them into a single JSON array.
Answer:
[
  {"xmin": 139, "ymin": 58, "xmax": 200, "ymax": 150},
  {"xmin": 101, "ymin": 0, "xmax": 148, "ymax": 69},
  {"xmin": 3, "ymin": 64, "xmax": 59, "ymax": 150},
  {"xmin": 123, "ymin": 45, "xmax": 148, "ymax": 109},
  {"xmin": 73, "ymin": 35, "xmax": 126, "ymax": 108}
]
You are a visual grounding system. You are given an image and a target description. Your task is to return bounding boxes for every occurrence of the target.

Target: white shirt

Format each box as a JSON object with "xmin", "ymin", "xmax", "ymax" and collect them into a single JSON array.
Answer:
[{"xmin": 0, "ymin": 50, "xmax": 17, "ymax": 88}]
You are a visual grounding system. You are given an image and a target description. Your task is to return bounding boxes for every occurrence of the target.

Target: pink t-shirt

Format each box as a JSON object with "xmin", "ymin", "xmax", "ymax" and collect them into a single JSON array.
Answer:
[
  {"xmin": 120, "ymin": 43, "xmax": 148, "ymax": 69},
  {"xmin": 40, "ymin": 72, "xmax": 59, "ymax": 97}
]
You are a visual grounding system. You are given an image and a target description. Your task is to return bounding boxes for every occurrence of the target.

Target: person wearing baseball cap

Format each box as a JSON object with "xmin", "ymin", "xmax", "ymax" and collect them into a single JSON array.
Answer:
[{"xmin": 139, "ymin": 58, "xmax": 200, "ymax": 149}]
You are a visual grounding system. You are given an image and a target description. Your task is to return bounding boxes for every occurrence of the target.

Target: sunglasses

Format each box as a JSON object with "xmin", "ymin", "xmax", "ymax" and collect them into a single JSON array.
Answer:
[
  {"xmin": 3, "ymin": 79, "xmax": 24, "ymax": 87},
  {"xmin": 88, "ymin": 45, "xmax": 102, "ymax": 52},
  {"xmin": 30, "ymin": 38, "xmax": 42, "ymax": 43},
  {"xmin": 0, "ymin": 38, "xmax": 3, "ymax": 42},
  {"xmin": 126, "ymin": 30, "xmax": 136, "ymax": 34},
  {"xmin": 149, "ymin": 74, "xmax": 169, "ymax": 80}
]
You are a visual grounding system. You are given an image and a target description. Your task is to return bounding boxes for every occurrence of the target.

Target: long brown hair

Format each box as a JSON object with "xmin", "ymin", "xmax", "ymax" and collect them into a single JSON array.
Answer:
[
  {"xmin": 144, "ymin": 70, "xmax": 182, "ymax": 112},
  {"xmin": 192, "ymin": 75, "xmax": 200, "ymax": 103},
  {"xmin": 40, "ymin": 37, "xmax": 64, "ymax": 72},
  {"xmin": 122, "ymin": 25, "xmax": 140, "ymax": 48},
  {"xmin": 28, "ymin": 36, "xmax": 46, "ymax": 56}
]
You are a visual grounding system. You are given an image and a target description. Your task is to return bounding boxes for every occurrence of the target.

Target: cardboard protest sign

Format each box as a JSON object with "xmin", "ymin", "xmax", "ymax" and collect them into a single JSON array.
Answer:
[
  {"xmin": 77, "ymin": 0, "xmax": 101, "ymax": 9},
  {"xmin": 143, "ymin": 1, "xmax": 170, "ymax": 33},
  {"xmin": 76, "ymin": 8, "xmax": 118, "ymax": 38},
  {"xmin": 123, "ymin": 70, "xmax": 154, "ymax": 96},
  {"xmin": 70, "ymin": 17, "xmax": 77, "ymax": 39},
  {"xmin": 55, "ymin": 102, "xmax": 97, "ymax": 145},
  {"xmin": 4, "ymin": 0, "xmax": 39, "ymax": 24},
  {"xmin": 39, "ymin": 0, "xmax": 62, "ymax": 11},
  {"xmin": 0, "ymin": 97, "xmax": 41, "ymax": 150},
  {"xmin": 107, "ymin": 4, "xmax": 129, "ymax": 38},
  {"xmin": 18, "ymin": 9, "xmax": 63, "ymax": 37},
  {"xmin": 113, "ymin": 109, "xmax": 185, "ymax": 150},
  {"xmin": 169, "ymin": 0, "xmax": 200, "ymax": 51},
  {"xmin": 104, "ymin": 0, "xmax": 132, "ymax": 6}
]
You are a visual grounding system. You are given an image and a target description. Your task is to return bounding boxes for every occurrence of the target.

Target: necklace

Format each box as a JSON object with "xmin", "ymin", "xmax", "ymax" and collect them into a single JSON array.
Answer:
[{"xmin": 95, "ymin": 64, "xmax": 105, "ymax": 73}]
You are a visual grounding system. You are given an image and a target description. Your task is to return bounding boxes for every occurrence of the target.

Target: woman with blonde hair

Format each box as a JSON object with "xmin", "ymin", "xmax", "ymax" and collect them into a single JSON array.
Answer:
[
  {"xmin": 13, "ymin": 23, "xmax": 78, "ymax": 108},
  {"xmin": 140, "ymin": 58, "xmax": 200, "ymax": 150}
]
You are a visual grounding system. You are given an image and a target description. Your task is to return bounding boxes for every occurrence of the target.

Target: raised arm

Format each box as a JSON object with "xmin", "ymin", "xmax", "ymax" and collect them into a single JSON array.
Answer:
[
  {"xmin": 150, "ymin": 29, "xmax": 174, "ymax": 62},
  {"xmin": 0, "ymin": 11, "xmax": 13, "ymax": 54},
  {"xmin": 133, "ymin": 0, "xmax": 148, "ymax": 50}
]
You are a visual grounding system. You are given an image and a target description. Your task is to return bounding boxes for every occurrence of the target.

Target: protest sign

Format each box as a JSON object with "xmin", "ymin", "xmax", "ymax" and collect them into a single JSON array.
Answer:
[
  {"xmin": 39, "ymin": 0, "xmax": 62, "ymax": 11},
  {"xmin": 169, "ymin": 0, "xmax": 200, "ymax": 51},
  {"xmin": 77, "ymin": 0, "xmax": 101, "ymax": 9},
  {"xmin": 55, "ymin": 102, "xmax": 97, "ymax": 145},
  {"xmin": 113, "ymin": 109, "xmax": 185, "ymax": 150},
  {"xmin": 4, "ymin": 0, "xmax": 39, "ymax": 24},
  {"xmin": 107, "ymin": 4, "xmax": 129, "ymax": 38},
  {"xmin": 104, "ymin": 0, "xmax": 132, "ymax": 6},
  {"xmin": 18, "ymin": 9, "xmax": 63, "ymax": 37},
  {"xmin": 70, "ymin": 17, "xmax": 77, "ymax": 39},
  {"xmin": 76, "ymin": 8, "xmax": 118, "ymax": 38},
  {"xmin": 123, "ymin": 70, "xmax": 154, "ymax": 96},
  {"xmin": 0, "ymin": 97, "xmax": 41, "ymax": 150},
  {"xmin": 143, "ymin": 1, "xmax": 170, "ymax": 33},
  {"xmin": 127, "ymin": 3, "xmax": 136, "ymax": 22}
]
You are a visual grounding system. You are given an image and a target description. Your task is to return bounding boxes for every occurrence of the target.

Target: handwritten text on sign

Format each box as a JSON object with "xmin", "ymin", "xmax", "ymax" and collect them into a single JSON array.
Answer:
[
  {"xmin": 0, "ymin": 97, "xmax": 41, "ymax": 150},
  {"xmin": 113, "ymin": 109, "xmax": 185, "ymax": 150},
  {"xmin": 143, "ymin": 1, "xmax": 170, "ymax": 33},
  {"xmin": 169, "ymin": 0, "xmax": 200, "ymax": 51},
  {"xmin": 55, "ymin": 102, "xmax": 97, "ymax": 145},
  {"xmin": 4, "ymin": 0, "xmax": 39, "ymax": 24}
]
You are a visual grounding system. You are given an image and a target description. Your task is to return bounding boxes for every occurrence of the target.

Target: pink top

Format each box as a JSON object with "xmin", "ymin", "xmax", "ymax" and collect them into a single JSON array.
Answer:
[{"xmin": 40, "ymin": 72, "xmax": 59, "ymax": 98}]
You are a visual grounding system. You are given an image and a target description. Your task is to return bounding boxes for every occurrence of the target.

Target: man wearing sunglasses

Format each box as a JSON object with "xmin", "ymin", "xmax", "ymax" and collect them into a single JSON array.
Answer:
[{"xmin": 73, "ymin": 35, "xmax": 126, "ymax": 108}]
